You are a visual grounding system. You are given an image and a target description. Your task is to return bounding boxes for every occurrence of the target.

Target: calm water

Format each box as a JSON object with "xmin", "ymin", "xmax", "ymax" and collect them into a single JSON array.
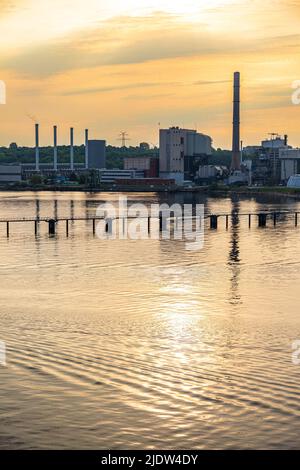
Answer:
[{"xmin": 1, "ymin": 191, "xmax": 300, "ymax": 450}]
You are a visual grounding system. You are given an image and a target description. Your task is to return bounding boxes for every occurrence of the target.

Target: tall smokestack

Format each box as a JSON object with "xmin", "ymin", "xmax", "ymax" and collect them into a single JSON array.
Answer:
[
  {"xmin": 53, "ymin": 125, "xmax": 58, "ymax": 171},
  {"xmin": 231, "ymin": 71, "xmax": 241, "ymax": 171},
  {"xmin": 85, "ymin": 129, "xmax": 89, "ymax": 169},
  {"xmin": 35, "ymin": 123, "xmax": 39, "ymax": 172},
  {"xmin": 70, "ymin": 127, "xmax": 74, "ymax": 170}
]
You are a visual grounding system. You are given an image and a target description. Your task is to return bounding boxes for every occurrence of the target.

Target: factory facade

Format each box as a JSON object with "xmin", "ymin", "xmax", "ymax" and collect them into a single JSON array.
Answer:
[{"xmin": 159, "ymin": 127, "xmax": 212, "ymax": 184}]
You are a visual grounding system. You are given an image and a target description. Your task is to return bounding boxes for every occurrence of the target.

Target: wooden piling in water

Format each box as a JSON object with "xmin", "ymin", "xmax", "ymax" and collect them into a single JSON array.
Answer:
[
  {"xmin": 210, "ymin": 215, "xmax": 218, "ymax": 230},
  {"xmin": 159, "ymin": 214, "xmax": 163, "ymax": 232},
  {"xmin": 48, "ymin": 219, "xmax": 56, "ymax": 235},
  {"xmin": 258, "ymin": 213, "xmax": 267, "ymax": 228}
]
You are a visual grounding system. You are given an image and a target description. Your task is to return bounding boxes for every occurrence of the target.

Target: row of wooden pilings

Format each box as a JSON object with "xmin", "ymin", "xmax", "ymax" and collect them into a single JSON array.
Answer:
[
  {"xmin": 3, "ymin": 212, "xmax": 299, "ymax": 236},
  {"xmin": 43, "ymin": 212, "xmax": 300, "ymax": 235},
  {"xmin": 209, "ymin": 212, "xmax": 298, "ymax": 229}
]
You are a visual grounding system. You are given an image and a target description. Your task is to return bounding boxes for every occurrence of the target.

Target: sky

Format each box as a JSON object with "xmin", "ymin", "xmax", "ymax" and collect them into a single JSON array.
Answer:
[{"xmin": 0, "ymin": 0, "xmax": 300, "ymax": 148}]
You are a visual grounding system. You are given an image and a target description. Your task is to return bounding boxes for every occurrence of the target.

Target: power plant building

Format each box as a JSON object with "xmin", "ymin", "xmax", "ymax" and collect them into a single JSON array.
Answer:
[
  {"xmin": 159, "ymin": 127, "xmax": 212, "ymax": 184},
  {"xmin": 87, "ymin": 140, "xmax": 106, "ymax": 169},
  {"xmin": 124, "ymin": 156, "xmax": 159, "ymax": 177},
  {"xmin": 280, "ymin": 148, "xmax": 300, "ymax": 183}
]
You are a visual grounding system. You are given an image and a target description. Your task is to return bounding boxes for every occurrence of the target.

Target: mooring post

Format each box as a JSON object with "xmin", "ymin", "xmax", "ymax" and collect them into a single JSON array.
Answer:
[
  {"xmin": 226, "ymin": 215, "xmax": 229, "ymax": 230},
  {"xmin": 6, "ymin": 221, "xmax": 9, "ymax": 238},
  {"xmin": 66, "ymin": 219, "xmax": 69, "ymax": 236},
  {"xmin": 148, "ymin": 217, "xmax": 151, "ymax": 233},
  {"xmin": 273, "ymin": 212, "xmax": 277, "ymax": 227},
  {"xmin": 48, "ymin": 219, "xmax": 56, "ymax": 235},
  {"xmin": 35, "ymin": 220, "xmax": 38, "ymax": 236},
  {"xmin": 249, "ymin": 214, "xmax": 251, "ymax": 228},
  {"xmin": 159, "ymin": 213, "xmax": 163, "ymax": 232},
  {"xmin": 105, "ymin": 218, "xmax": 112, "ymax": 234},
  {"xmin": 258, "ymin": 213, "xmax": 267, "ymax": 228},
  {"xmin": 295, "ymin": 213, "xmax": 298, "ymax": 227},
  {"xmin": 210, "ymin": 215, "xmax": 218, "ymax": 230},
  {"xmin": 92, "ymin": 219, "xmax": 95, "ymax": 235}
]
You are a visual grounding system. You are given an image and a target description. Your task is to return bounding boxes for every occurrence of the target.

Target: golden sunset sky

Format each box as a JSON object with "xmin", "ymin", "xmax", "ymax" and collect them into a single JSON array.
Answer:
[{"xmin": 0, "ymin": 0, "xmax": 299, "ymax": 148}]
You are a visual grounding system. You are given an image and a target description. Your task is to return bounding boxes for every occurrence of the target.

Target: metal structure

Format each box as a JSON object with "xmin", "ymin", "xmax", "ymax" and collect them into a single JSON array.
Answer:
[{"xmin": 119, "ymin": 131, "xmax": 130, "ymax": 148}]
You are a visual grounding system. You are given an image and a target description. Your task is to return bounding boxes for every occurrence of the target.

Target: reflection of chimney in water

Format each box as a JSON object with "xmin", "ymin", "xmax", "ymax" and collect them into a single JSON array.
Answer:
[{"xmin": 231, "ymin": 72, "xmax": 241, "ymax": 171}]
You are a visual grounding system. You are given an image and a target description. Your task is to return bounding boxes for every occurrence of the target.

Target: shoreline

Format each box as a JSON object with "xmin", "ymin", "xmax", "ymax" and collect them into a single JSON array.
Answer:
[{"xmin": 1, "ymin": 185, "xmax": 300, "ymax": 199}]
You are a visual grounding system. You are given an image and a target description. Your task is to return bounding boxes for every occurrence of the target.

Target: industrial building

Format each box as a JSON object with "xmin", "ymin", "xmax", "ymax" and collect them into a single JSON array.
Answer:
[
  {"xmin": 0, "ymin": 165, "xmax": 22, "ymax": 183},
  {"xmin": 30, "ymin": 124, "xmax": 106, "ymax": 177},
  {"xmin": 87, "ymin": 140, "xmax": 106, "ymax": 169},
  {"xmin": 159, "ymin": 127, "xmax": 212, "ymax": 184},
  {"xmin": 280, "ymin": 148, "xmax": 300, "ymax": 183},
  {"xmin": 99, "ymin": 169, "xmax": 144, "ymax": 184},
  {"xmin": 197, "ymin": 165, "xmax": 228, "ymax": 183},
  {"xmin": 123, "ymin": 156, "xmax": 159, "ymax": 177},
  {"xmin": 245, "ymin": 134, "xmax": 289, "ymax": 185}
]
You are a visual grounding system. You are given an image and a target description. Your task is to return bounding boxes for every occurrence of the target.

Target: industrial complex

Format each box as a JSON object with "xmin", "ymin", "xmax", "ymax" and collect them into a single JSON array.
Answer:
[{"xmin": 1, "ymin": 72, "xmax": 300, "ymax": 190}]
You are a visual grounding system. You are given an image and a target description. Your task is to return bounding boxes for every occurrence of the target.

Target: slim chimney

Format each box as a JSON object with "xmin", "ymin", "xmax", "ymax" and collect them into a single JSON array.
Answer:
[
  {"xmin": 70, "ymin": 127, "xmax": 74, "ymax": 170},
  {"xmin": 53, "ymin": 125, "xmax": 58, "ymax": 171},
  {"xmin": 231, "ymin": 71, "xmax": 241, "ymax": 171},
  {"xmin": 85, "ymin": 129, "xmax": 89, "ymax": 169},
  {"xmin": 35, "ymin": 123, "xmax": 40, "ymax": 172}
]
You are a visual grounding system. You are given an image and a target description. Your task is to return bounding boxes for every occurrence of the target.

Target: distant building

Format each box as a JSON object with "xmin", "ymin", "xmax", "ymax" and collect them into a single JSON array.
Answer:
[
  {"xmin": 247, "ymin": 135, "xmax": 290, "ymax": 185},
  {"xmin": 197, "ymin": 165, "xmax": 228, "ymax": 181},
  {"xmin": 0, "ymin": 165, "xmax": 21, "ymax": 183},
  {"xmin": 88, "ymin": 140, "xmax": 106, "ymax": 169},
  {"xmin": 21, "ymin": 163, "xmax": 86, "ymax": 179},
  {"xmin": 280, "ymin": 148, "xmax": 300, "ymax": 183},
  {"xmin": 159, "ymin": 127, "xmax": 212, "ymax": 185},
  {"xmin": 99, "ymin": 169, "xmax": 144, "ymax": 184},
  {"xmin": 124, "ymin": 156, "xmax": 159, "ymax": 177}
]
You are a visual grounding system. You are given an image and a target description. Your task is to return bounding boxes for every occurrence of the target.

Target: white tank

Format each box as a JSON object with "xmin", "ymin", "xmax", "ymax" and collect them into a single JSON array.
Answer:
[{"xmin": 287, "ymin": 175, "xmax": 300, "ymax": 188}]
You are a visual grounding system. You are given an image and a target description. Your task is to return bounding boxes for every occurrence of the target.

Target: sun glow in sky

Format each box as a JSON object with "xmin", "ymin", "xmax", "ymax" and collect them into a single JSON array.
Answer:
[{"xmin": 0, "ymin": 0, "xmax": 300, "ymax": 148}]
